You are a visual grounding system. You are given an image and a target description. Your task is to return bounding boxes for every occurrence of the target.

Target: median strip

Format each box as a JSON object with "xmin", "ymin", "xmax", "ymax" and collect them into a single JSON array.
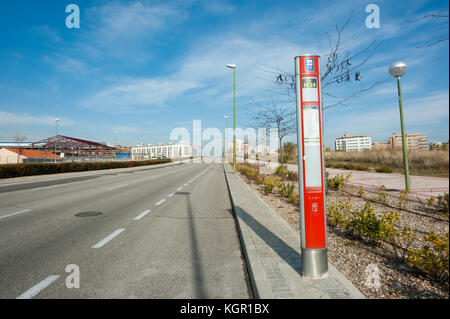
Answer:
[
  {"xmin": 92, "ymin": 228, "xmax": 125, "ymax": 248},
  {"xmin": 17, "ymin": 275, "xmax": 60, "ymax": 299}
]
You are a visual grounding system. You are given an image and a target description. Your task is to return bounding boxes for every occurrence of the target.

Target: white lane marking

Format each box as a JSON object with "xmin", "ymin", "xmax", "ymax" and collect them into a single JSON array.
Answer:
[
  {"xmin": 167, "ymin": 192, "xmax": 175, "ymax": 198},
  {"xmin": 106, "ymin": 184, "xmax": 128, "ymax": 191},
  {"xmin": 134, "ymin": 209, "xmax": 151, "ymax": 221},
  {"xmin": 92, "ymin": 228, "xmax": 125, "ymax": 248},
  {"xmin": 17, "ymin": 275, "xmax": 60, "ymax": 299},
  {"xmin": 155, "ymin": 199, "xmax": 166, "ymax": 206},
  {"xmin": 177, "ymin": 187, "xmax": 183, "ymax": 191},
  {"xmin": 184, "ymin": 183, "xmax": 189, "ymax": 187},
  {"xmin": 0, "ymin": 209, "xmax": 32, "ymax": 220},
  {"xmin": 30, "ymin": 184, "xmax": 66, "ymax": 191}
]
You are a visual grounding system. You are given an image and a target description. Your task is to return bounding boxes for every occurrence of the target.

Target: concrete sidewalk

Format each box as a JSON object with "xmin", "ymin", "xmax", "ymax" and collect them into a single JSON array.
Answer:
[{"xmin": 223, "ymin": 163, "xmax": 365, "ymax": 299}]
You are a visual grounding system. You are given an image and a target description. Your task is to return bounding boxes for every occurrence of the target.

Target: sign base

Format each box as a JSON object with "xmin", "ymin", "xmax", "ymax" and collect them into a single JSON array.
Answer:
[{"xmin": 301, "ymin": 248, "xmax": 329, "ymax": 279}]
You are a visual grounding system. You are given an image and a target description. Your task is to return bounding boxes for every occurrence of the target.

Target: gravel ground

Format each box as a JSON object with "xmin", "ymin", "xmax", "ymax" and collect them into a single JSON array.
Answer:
[{"xmin": 237, "ymin": 170, "xmax": 449, "ymax": 299}]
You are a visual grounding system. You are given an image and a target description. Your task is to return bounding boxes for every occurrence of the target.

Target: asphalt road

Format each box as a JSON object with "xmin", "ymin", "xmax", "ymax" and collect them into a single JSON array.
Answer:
[{"xmin": 0, "ymin": 162, "xmax": 250, "ymax": 299}]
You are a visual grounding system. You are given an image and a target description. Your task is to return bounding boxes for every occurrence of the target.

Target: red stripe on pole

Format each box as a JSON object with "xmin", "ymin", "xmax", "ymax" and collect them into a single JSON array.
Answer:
[{"xmin": 299, "ymin": 56, "xmax": 326, "ymax": 250}]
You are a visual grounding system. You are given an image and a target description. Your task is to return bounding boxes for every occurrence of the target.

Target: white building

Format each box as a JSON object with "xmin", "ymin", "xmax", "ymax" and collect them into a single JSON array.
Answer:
[
  {"xmin": 131, "ymin": 142, "xmax": 192, "ymax": 160},
  {"xmin": 0, "ymin": 148, "xmax": 61, "ymax": 164},
  {"xmin": 335, "ymin": 133, "xmax": 372, "ymax": 151}
]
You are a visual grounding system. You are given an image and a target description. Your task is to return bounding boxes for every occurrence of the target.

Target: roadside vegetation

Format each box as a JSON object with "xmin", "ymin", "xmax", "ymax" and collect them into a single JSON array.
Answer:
[
  {"xmin": 281, "ymin": 145, "xmax": 449, "ymax": 177},
  {"xmin": 0, "ymin": 158, "xmax": 171, "ymax": 179},
  {"xmin": 236, "ymin": 162, "xmax": 449, "ymax": 298},
  {"xmin": 325, "ymin": 149, "xmax": 449, "ymax": 177}
]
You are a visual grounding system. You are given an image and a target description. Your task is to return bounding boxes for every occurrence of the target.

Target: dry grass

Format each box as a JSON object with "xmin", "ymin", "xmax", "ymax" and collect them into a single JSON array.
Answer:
[{"xmin": 324, "ymin": 150, "xmax": 449, "ymax": 177}]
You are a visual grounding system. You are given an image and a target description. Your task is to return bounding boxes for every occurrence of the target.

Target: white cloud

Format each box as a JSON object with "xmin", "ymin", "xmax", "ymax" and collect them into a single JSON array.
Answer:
[
  {"xmin": 200, "ymin": 0, "xmax": 235, "ymax": 14},
  {"xmin": 0, "ymin": 111, "xmax": 71, "ymax": 126},
  {"xmin": 113, "ymin": 126, "xmax": 142, "ymax": 134},
  {"xmin": 42, "ymin": 54, "xmax": 89, "ymax": 75},
  {"xmin": 403, "ymin": 90, "xmax": 449, "ymax": 125},
  {"xmin": 324, "ymin": 90, "xmax": 449, "ymax": 141},
  {"xmin": 80, "ymin": 77, "xmax": 201, "ymax": 111},
  {"xmin": 87, "ymin": 1, "xmax": 186, "ymax": 47},
  {"xmin": 172, "ymin": 34, "xmax": 317, "ymax": 106},
  {"xmin": 79, "ymin": 31, "xmax": 315, "ymax": 112},
  {"xmin": 30, "ymin": 25, "xmax": 62, "ymax": 43}
]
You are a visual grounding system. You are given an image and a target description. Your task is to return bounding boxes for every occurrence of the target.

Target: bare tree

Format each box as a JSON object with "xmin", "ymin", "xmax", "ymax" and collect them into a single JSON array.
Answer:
[
  {"xmin": 248, "ymin": 100, "xmax": 296, "ymax": 180},
  {"xmin": 13, "ymin": 134, "xmax": 27, "ymax": 164},
  {"xmin": 409, "ymin": 8, "xmax": 449, "ymax": 48},
  {"xmin": 266, "ymin": 12, "xmax": 386, "ymax": 110}
]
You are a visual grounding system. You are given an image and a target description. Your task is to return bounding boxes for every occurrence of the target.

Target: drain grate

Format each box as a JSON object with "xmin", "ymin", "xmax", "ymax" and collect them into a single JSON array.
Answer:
[{"xmin": 75, "ymin": 211, "xmax": 103, "ymax": 217}]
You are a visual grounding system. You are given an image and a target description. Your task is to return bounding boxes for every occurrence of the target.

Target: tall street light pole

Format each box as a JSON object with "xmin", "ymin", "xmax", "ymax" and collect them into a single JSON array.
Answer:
[
  {"xmin": 224, "ymin": 115, "xmax": 229, "ymax": 162},
  {"xmin": 226, "ymin": 64, "xmax": 236, "ymax": 172},
  {"xmin": 55, "ymin": 119, "xmax": 60, "ymax": 163},
  {"xmin": 114, "ymin": 130, "xmax": 118, "ymax": 160},
  {"xmin": 389, "ymin": 61, "xmax": 411, "ymax": 193}
]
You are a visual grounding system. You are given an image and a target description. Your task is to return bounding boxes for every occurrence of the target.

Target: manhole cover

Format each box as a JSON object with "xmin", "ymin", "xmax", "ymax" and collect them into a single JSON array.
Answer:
[{"xmin": 75, "ymin": 211, "xmax": 103, "ymax": 217}]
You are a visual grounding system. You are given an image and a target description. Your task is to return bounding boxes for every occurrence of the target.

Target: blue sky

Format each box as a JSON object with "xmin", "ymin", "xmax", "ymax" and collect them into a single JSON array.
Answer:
[{"xmin": 0, "ymin": 0, "xmax": 448, "ymax": 148}]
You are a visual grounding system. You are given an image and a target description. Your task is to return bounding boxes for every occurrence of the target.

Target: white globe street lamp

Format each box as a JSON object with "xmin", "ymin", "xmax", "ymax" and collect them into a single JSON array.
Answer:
[{"xmin": 389, "ymin": 61, "xmax": 410, "ymax": 192}]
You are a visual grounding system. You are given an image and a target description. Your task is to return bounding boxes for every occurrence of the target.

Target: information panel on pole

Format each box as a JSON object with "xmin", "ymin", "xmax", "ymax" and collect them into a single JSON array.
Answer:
[{"xmin": 294, "ymin": 55, "xmax": 328, "ymax": 279}]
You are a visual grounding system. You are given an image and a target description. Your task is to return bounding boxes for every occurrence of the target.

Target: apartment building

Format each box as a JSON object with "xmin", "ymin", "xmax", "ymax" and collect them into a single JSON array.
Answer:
[
  {"xmin": 389, "ymin": 133, "xmax": 428, "ymax": 151},
  {"xmin": 131, "ymin": 142, "xmax": 192, "ymax": 160},
  {"xmin": 335, "ymin": 133, "xmax": 372, "ymax": 151}
]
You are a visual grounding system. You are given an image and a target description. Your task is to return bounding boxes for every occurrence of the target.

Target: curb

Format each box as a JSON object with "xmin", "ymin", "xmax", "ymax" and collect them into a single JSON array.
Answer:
[
  {"xmin": 223, "ymin": 164, "xmax": 271, "ymax": 298},
  {"xmin": 223, "ymin": 163, "xmax": 366, "ymax": 299}
]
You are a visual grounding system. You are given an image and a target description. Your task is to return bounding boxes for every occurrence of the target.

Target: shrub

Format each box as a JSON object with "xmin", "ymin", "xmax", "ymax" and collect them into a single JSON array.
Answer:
[
  {"xmin": 357, "ymin": 186, "xmax": 366, "ymax": 197},
  {"xmin": 375, "ymin": 166, "xmax": 394, "ymax": 173},
  {"xmin": 380, "ymin": 210, "xmax": 415, "ymax": 263},
  {"xmin": 327, "ymin": 172, "xmax": 352, "ymax": 190},
  {"xmin": 328, "ymin": 199, "xmax": 408, "ymax": 248},
  {"xmin": 397, "ymin": 189, "xmax": 408, "ymax": 209},
  {"xmin": 327, "ymin": 198, "xmax": 354, "ymax": 228},
  {"xmin": 287, "ymin": 170, "xmax": 298, "ymax": 181},
  {"xmin": 237, "ymin": 163, "xmax": 265, "ymax": 185},
  {"xmin": 0, "ymin": 159, "xmax": 171, "ymax": 179},
  {"xmin": 289, "ymin": 192, "xmax": 299, "ymax": 205},
  {"xmin": 349, "ymin": 201, "xmax": 384, "ymax": 245},
  {"xmin": 278, "ymin": 182, "xmax": 294, "ymax": 198},
  {"xmin": 375, "ymin": 184, "xmax": 387, "ymax": 203},
  {"xmin": 263, "ymin": 177, "xmax": 275, "ymax": 194},
  {"xmin": 275, "ymin": 165, "xmax": 287, "ymax": 177},
  {"xmin": 328, "ymin": 195, "xmax": 448, "ymax": 280},
  {"xmin": 436, "ymin": 193, "xmax": 449, "ymax": 215},
  {"xmin": 408, "ymin": 232, "xmax": 449, "ymax": 282}
]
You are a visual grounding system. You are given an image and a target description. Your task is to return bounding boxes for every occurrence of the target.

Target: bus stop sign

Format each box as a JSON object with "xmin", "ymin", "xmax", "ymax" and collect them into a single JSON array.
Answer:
[{"xmin": 294, "ymin": 55, "xmax": 328, "ymax": 279}]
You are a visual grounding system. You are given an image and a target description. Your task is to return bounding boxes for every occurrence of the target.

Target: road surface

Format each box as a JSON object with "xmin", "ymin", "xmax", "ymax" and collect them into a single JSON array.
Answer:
[{"xmin": 0, "ymin": 162, "xmax": 250, "ymax": 299}]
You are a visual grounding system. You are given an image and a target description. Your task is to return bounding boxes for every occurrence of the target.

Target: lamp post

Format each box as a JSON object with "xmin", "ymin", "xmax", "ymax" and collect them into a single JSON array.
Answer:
[
  {"xmin": 114, "ymin": 130, "xmax": 118, "ymax": 160},
  {"xmin": 389, "ymin": 61, "xmax": 411, "ymax": 193},
  {"xmin": 224, "ymin": 115, "xmax": 229, "ymax": 162},
  {"xmin": 226, "ymin": 64, "xmax": 236, "ymax": 172},
  {"xmin": 55, "ymin": 119, "xmax": 60, "ymax": 163}
]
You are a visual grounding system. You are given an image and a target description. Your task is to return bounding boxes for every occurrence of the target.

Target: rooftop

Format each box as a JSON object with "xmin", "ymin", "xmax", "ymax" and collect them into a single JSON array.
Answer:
[{"xmin": 2, "ymin": 148, "xmax": 59, "ymax": 159}]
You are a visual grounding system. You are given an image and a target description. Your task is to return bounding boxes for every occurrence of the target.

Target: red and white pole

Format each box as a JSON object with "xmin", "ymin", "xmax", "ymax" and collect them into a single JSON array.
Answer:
[{"xmin": 294, "ymin": 55, "xmax": 328, "ymax": 278}]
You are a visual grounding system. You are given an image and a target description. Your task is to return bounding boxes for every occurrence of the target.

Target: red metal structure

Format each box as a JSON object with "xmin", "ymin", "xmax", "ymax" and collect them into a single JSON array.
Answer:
[
  {"xmin": 294, "ymin": 55, "xmax": 328, "ymax": 279},
  {"xmin": 31, "ymin": 135, "xmax": 116, "ymax": 160}
]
